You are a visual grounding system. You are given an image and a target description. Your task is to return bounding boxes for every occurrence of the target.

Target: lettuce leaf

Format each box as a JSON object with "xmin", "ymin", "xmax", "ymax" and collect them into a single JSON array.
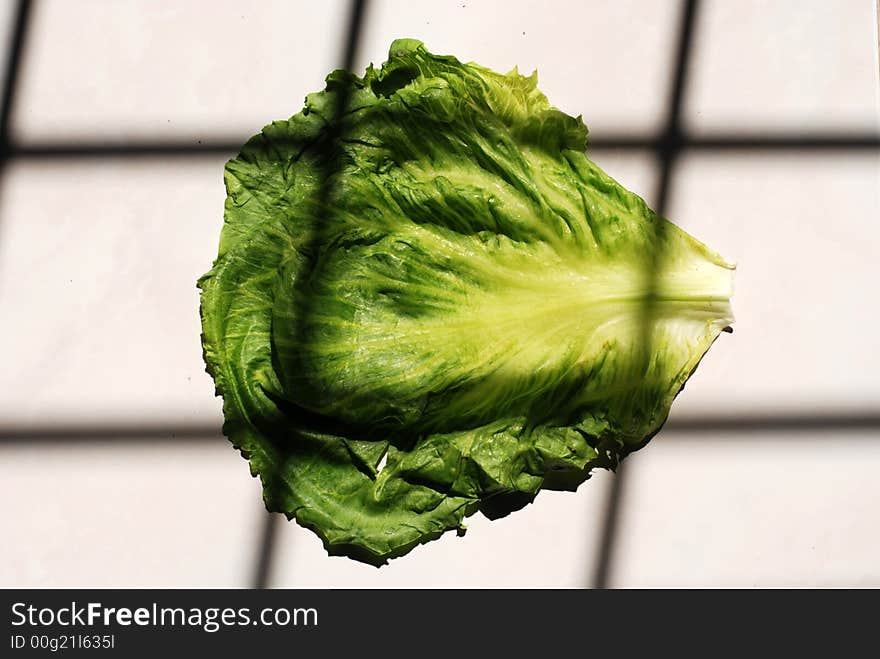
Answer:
[{"xmin": 198, "ymin": 39, "xmax": 734, "ymax": 565}]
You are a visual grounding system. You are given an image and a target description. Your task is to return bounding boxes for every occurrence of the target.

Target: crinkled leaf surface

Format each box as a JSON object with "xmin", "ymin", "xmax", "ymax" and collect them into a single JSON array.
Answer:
[{"xmin": 198, "ymin": 39, "xmax": 734, "ymax": 565}]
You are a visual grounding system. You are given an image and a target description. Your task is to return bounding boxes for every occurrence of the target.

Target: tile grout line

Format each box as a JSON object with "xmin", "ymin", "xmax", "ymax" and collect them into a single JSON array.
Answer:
[
  {"xmin": 250, "ymin": 0, "xmax": 370, "ymax": 589},
  {"xmin": 590, "ymin": 0, "xmax": 701, "ymax": 590},
  {"xmin": 4, "ymin": 133, "xmax": 880, "ymax": 161},
  {"xmin": 0, "ymin": 0, "xmax": 32, "ymax": 153},
  {"xmin": 3, "ymin": 411, "xmax": 880, "ymax": 444}
]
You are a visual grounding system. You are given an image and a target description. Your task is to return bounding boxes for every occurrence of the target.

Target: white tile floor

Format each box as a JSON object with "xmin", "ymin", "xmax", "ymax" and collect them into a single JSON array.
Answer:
[
  {"xmin": 1, "ymin": 0, "xmax": 878, "ymax": 588},
  {"xmin": 614, "ymin": 432, "xmax": 880, "ymax": 588},
  {"xmin": 666, "ymin": 152, "xmax": 880, "ymax": 417},
  {"xmin": 11, "ymin": 0, "xmax": 350, "ymax": 144},
  {"xmin": 0, "ymin": 158, "xmax": 227, "ymax": 425},
  {"xmin": 0, "ymin": 441, "xmax": 263, "ymax": 587},
  {"xmin": 686, "ymin": 0, "xmax": 880, "ymax": 134},
  {"xmin": 354, "ymin": 0, "xmax": 680, "ymax": 137}
]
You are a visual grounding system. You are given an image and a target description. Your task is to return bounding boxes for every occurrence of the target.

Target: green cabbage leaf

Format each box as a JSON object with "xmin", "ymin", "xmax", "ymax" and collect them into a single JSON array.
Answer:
[{"xmin": 198, "ymin": 39, "xmax": 734, "ymax": 565}]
